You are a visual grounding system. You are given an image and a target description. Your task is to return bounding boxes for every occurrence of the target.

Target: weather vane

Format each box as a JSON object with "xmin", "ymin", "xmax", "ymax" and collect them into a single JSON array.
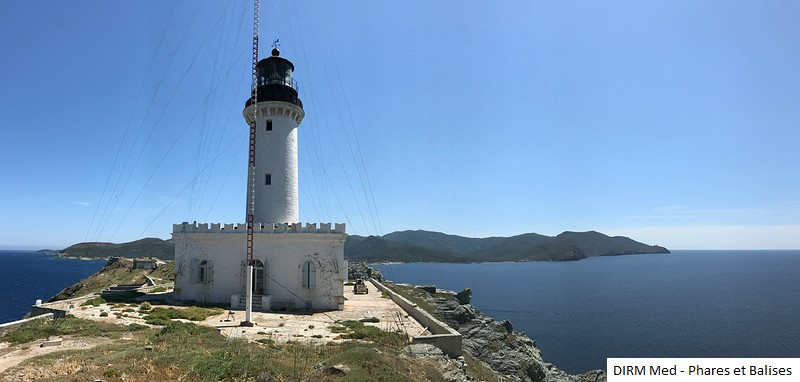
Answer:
[{"xmin": 272, "ymin": 39, "xmax": 280, "ymax": 49}]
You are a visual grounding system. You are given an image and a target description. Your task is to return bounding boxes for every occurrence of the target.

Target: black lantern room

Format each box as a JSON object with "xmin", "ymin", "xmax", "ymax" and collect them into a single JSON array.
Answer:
[{"xmin": 245, "ymin": 48, "xmax": 303, "ymax": 109}]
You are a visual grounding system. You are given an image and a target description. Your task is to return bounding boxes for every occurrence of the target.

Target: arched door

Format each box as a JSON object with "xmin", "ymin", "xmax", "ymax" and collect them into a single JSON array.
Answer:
[{"xmin": 252, "ymin": 260, "xmax": 265, "ymax": 295}]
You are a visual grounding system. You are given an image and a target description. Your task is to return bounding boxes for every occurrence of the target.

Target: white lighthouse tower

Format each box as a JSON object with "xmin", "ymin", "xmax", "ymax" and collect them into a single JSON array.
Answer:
[
  {"xmin": 243, "ymin": 48, "xmax": 304, "ymax": 224},
  {"xmin": 172, "ymin": 47, "xmax": 347, "ymax": 312}
]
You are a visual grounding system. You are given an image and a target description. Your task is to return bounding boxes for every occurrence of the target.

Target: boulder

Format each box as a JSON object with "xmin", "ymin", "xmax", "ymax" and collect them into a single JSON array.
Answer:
[
  {"xmin": 500, "ymin": 319, "xmax": 513, "ymax": 333},
  {"xmin": 326, "ymin": 364, "xmax": 350, "ymax": 375},
  {"xmin": 455, "ymin": 288, "xmax": 472, "ymax": 304}
]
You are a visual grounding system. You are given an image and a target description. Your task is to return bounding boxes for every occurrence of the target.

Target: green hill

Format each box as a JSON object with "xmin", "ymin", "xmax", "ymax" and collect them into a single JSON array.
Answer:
[
  {"xmin": 382, "ymin": 230, "xmax": 506, "ymax": 255},
  {"xmin": 60, "ymin": 238, "xmax": 174, "ymax": 260},
  {"xmin": 549, "ymin": 230, "xmax": 668, "ymax": 257},
  {"xmin": 467, "ymin": 232, "xmax": 554, "ymax": 261},
  {"xmin": 54, "ymin": 230, "xmax": 668, "ymax": 264},
  {"xmin": 344, "ymin": 236, "xmax": 470, "ymax": 263},
  {"xmin": 362, "ymin": 229, "xmax": 668, "ymax": 262}
]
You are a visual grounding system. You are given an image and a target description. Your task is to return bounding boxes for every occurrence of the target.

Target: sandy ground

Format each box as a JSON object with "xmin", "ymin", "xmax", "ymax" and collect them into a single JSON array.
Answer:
[{"xmin": 1, "ymin": 280, "xmax": 425, "ymax": 375}]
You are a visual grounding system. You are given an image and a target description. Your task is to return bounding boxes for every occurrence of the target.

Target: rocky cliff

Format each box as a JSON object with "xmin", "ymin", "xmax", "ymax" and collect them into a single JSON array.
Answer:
[{"xmin": 392, "ymin": 283, "xmax": 606, "ymax": 382}]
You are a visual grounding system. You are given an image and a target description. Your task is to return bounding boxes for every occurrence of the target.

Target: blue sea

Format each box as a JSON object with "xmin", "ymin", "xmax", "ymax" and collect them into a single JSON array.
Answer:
[
  {"xmin": 2, "ymin": 250, "xmax": 798, "ymax": 375},
  {"xmin": 374, "ymin": 250, "xmax": 800, "ymax": 374},
  {"xmin": 0, "ymin": 250, "xmax": 105, "ymax": 323}
]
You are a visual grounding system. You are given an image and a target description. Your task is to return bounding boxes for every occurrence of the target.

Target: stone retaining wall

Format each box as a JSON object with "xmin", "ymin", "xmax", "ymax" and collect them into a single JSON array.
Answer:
[
  {"xmin": 29, "ymin": 306, "xmax": 69, "ymax": 319},
  {"xmin": 370, "ymin": 279, "xmax": 462, "ymax": 357}
]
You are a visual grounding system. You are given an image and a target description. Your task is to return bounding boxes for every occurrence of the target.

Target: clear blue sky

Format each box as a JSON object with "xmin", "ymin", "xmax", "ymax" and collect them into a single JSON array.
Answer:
[{"xmin": 1, "ymin": 1, "xmax": 799, "ymax": 250}]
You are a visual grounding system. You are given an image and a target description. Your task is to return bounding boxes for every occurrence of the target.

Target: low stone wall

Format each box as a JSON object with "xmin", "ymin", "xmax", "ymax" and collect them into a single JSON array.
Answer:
[
  {"xmin": 29, "ymin": 306, "xmax": 69, "ymax": 319},
  {"xmin": 0, "ymin": 313, "xmax": 54, "ymax": 336},
  {"xmin": 370, "ymin": 279, "xmax": 462, "ymax": 357}
]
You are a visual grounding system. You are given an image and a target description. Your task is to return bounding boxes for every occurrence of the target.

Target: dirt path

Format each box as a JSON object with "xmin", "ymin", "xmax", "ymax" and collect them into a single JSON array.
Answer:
[{"xmin": 0, "ymin": 337, "xmax": 112, "ymax": 379}]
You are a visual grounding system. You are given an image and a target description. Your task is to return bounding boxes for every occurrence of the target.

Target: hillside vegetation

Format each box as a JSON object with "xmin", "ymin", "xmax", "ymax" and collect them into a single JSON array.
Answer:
[
  {"xmin": 346, "ymin": 230, "xmax": 669, "ymax": 262},
  {"xmin": 59, "ymin": 238, "xmax": 174, "ymax": 260},
  {"xmin": 47, "ymin": 258, "xmax": 174, "ymax": 302},
  {"xmin": 54, "ymin": 229, "xmax": 668, "ymax": 264}
]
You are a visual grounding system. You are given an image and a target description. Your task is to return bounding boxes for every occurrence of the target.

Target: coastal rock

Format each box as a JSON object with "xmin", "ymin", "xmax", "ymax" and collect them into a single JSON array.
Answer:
[
  {"xmin": 403, "ymin": 284, "xmax": 606, "ymax": 382},
  {"xmin": 456, "ymin": 288, "xmax": 472, "ymax": 305},
  {"xmin": 403, "ymin": 343, "xmax": 444, "ymax": 358},
  {"xmin": 326, "ymin": 364, "xmax": 351, "ymax": 375},
  {"xmin": 417, "ymin": 285, "xmax": 437, "ymax": 293},
  {"xmin": 402, "ymin": 344, "xmax": 471, "ymax": 382},
  {"xmin": 499, "ymin": 319, "xmax": 513, "ymax": 333}
]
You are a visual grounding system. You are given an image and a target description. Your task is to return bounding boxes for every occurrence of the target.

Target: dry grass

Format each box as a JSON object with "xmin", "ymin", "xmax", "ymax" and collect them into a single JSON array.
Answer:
[
  {"xmin": 1, "ymin": 316, "xmax": 145, "ymax": 345},
  {"xmin": 2, "ymin": 320, "xmax": 442, "ymax": 382}
]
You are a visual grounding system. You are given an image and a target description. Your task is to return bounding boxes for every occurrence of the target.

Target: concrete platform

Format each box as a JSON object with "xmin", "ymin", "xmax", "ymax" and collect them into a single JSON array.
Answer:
[{"xmin": 210, "ymin": 282, "xmax": 427, "ymax": 344}]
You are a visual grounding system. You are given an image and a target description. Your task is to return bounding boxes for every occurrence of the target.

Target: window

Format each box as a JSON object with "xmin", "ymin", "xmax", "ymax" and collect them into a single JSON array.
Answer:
[
  {"xmin": 199, "ymin": 260, "xmax": 209, "ymax": 282},
  {"xmin": 266, "ymin": 120, "xmax": 273, "ymax": 131},
  {"xmin": 192, "ymin": 259, "xmax": 212, "ymax": 283},
  {"xmin": 264, "ymin": 173, "xmax": 271, "ymax": 186},
  {"xmin": 253, "ymin": 260, "xmax": 266, "ymax": 294},
  {"xmin": 301, "ymin": 261, "xmax": 316, "ymax": 289}
]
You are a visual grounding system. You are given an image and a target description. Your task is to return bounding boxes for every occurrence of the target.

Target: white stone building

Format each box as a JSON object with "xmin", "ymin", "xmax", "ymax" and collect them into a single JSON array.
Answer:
[{"xmin": 173, "ymin": 49, "xmax": 347, "ymax": 311}]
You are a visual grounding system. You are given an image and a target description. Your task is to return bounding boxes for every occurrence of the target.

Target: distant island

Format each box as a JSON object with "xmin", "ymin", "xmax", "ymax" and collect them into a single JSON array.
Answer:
[
  {"xmin": 50, "ymin": 229, "xmax": 668, "ymax": 263},
  {"xmin": 50, "ymin": 237, "xmax": 176, "ymax": 260},
  {"xmin": 346, "ymin": 230, "xmax": 668, "ymax": 262}
]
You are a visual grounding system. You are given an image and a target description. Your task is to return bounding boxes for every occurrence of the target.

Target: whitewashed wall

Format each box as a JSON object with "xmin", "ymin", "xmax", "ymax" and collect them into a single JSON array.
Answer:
[
  {"xmin": 173, "ymin": 222, "xmax": 346, "ymax": 310},
  {"xmin": 242, "ymin": 101, "xmax": 304, "ymax": 224}
]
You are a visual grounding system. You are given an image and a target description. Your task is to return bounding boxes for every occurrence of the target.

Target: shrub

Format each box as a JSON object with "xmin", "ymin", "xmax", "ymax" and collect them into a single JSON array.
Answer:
[
  {"xmin": 145, "ymin": 318, "xmax": 172, "ymax": 326},
  {"xmin": 143, "ymin": 306, "xmax": 224, "ymax": 325},
  {"xmin": 127, "ymin": 323, "xmax": 148, "ymax": 331},
  {"xmin": 140, "ymin": 301, "xmax": 152, "ymax": 311},
  {"xmin": 337, "ymin": 320, "xmax": 408, "ymax": 348},
  {"xmin": 81, "ymin": 297, "xmax": 107, "ymax": 307},
  {"xmin": 104, "ymin": 367, "xmax": 122, "ymax": 378},
  {"xmin": 104, "ymin": 291, "xmax": 145, "ymax": 303}
]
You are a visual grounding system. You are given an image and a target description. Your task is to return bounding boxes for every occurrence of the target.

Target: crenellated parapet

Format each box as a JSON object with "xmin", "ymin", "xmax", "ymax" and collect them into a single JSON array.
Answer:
[
  {"xmin": 173, "ymin": 221, "xmax": 345, "ymax": 234},
  {"xmin": 243, "ymin": 101, "xmax": 304, "ymax": 125}
]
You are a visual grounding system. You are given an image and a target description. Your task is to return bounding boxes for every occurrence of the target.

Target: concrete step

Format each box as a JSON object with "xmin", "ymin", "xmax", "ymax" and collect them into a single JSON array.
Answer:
[{"xmin": 238, "ymin": 294, "xmax": 264, "ymax": 310}]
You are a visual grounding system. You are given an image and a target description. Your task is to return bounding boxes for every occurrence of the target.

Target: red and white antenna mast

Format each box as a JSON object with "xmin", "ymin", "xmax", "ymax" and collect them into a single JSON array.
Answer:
[{"xmin": 242, "ymin": 0, "xmax": 259, "ymax": 327}]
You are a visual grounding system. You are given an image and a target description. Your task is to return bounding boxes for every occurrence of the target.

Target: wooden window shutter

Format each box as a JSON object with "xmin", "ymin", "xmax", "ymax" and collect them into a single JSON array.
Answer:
[
  {"xmin": 190, "ymin": 259, "xmax": 198, "ymax": 284},
  {"xmin": 308, "ymin": 262, "xmax": 316, "ymax": 288},
  {"xmin": 301, "ymin": 262, "xmax": 308, "ymax": 288}
]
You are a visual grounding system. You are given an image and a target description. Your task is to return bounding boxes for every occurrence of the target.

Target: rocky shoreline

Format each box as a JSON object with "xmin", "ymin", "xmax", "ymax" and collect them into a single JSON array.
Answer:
[
  {"xmin": 389, "ymin": 282, "xmax": 606, "ymax": 382},
  {"xmin": 36, "ymin": 249, "xmax": 108, "ymax": 261}
]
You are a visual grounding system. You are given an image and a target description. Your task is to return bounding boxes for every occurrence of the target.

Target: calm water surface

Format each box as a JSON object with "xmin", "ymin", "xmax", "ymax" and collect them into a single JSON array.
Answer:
[
  {"xmin": 375, "ymin": 251, "xmax": 800, "ymax": 374},
  {"xmin": 0, "ymin": 250, "xmax": 105, "ymax": 323}
]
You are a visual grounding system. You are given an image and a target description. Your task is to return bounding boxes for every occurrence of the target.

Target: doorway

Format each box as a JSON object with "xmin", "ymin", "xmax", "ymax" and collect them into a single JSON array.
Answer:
[{"xmin": 252, "ymin": 260, "xmax": 265, "ymax": 295}]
